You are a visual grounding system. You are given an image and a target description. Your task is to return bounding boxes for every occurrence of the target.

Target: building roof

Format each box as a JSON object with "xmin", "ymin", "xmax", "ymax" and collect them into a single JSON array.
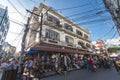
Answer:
[{"xmin": 38, "ymin": 3, "xmax": 90, "ymax": 34}]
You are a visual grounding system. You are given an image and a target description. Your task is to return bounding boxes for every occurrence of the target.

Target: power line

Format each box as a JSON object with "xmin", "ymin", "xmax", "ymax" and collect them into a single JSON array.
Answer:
[
  {"xmin": 10, "ymin": 27, "xmax": 25, "ymax": 44},
  {"xmin": 9, "ymin": 13, "xmax": 29, "ymax": 45},
  {"xmin": 9, "ymin": 19, "xmax": 25, "ymax": 26},
  {"xmin": 106, "ymin": 31, "xmax": 118, "ymax": 45},
  {"xmin": 17, "ymin": 0, "xmax": 26, "ymax": 10},
  {"xmin": 29, "ymin": 0, "xmax": 36, "ymax": 6},
  {"xmin": 14, "ymin": 34, "xmax": 23, "ymax": 47},
  {"xmin": 66, "ymin": 7, "xmax": 105, "ymax": 18},
  {"xmin": 56, "ymin": 3, "xmax": 89, "ymax": 11},
  {"xmin": 8, "ymin": 31, "xmax": 23, "ymax": 34},
  {"xmin": 88, "ymin": 0, "xmax": 97, "ymax": 10},
  {"xmin": 9, "ymin": 17, "xmax": 41, "ymax": 31},
  {"xmin": 72, "ymin": 10, "xmax": 107, "ymax": 21},
  {"xmin": 7, "ymin": 0, "xmax": 25, "ymax": 18},
  {"xmin": 98, "ymin": 26, "xmax": 115, "ymax": 40},
  {"xmin": 76, "ymin": 17, "xmax": 112, "ymax": 25}
]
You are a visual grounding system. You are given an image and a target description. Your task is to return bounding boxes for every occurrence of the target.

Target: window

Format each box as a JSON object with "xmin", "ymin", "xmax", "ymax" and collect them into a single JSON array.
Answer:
[
  {"xmin": 86, "ymin": 43, "xmax": 91, "ymax": 48},
  {"xmin": 84, "ymin": 34, "xmax": 89, "ymax": 39},
  {"xmin": 78, "ymin": 41, "xmax": 84, "ymax": 46},
  {"xmin": 45, "ymin": 29, "xmax": 60, "ymax": 41},
  {"xmin": 65, "ymin": 36, "xmax": 74, "ymax": 44},
  {"xmin": 64, "ymin": 23, "xmax": 73, "ymax": 32},
  {"xmin": 47, "ymin": 14, "xmax": 60, "ymax": 24},
  {"xmin": 76, "ymin": 30, "xmax": 83, "ymax": 36},
  {"xmin": 78, "ymin": 41, "xmax": 87, "ymax": 49}
]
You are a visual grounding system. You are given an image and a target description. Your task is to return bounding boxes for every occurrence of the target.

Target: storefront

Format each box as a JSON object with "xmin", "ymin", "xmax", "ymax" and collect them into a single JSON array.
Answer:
[{"xmin": 26, "ymin": 44, "xmax": 93, "ymax": 74}]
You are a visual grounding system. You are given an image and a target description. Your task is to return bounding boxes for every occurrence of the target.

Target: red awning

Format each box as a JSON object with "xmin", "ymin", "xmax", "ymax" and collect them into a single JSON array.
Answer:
[{"xmin": 30, "ymin": 45, "xmax": 89, "ymax": 54}]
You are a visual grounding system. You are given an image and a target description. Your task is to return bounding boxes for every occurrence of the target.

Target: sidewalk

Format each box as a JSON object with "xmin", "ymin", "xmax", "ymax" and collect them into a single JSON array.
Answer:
[{"xmin": 20, "ymin": 68, "xmax": 79, "ymax": 80}]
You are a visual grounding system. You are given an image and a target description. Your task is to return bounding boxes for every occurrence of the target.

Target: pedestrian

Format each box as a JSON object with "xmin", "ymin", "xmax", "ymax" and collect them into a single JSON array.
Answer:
[
  {"xmin": 114, "ymin": 58, "xmax": 120, "ymax": 72},
  {"xmin": 88, "ymin": 58, "xmax": 94, "ymax": 72},
  {"xmin": 27, "ymin": 58, "xmax": 34, "ymax": 79},
  {"xmin": 113, "ymin": 60, "xmax": 119, "ymax": 72},
  {"xmin": 63, "ymin": 55, "xmax": 68, "ymax": 75}
]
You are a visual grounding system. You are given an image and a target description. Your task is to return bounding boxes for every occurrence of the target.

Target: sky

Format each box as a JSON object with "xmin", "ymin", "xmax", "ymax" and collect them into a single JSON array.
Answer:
[{"xmin": 0, "ymin": 0, "xmax": 119, "ymax": 51}]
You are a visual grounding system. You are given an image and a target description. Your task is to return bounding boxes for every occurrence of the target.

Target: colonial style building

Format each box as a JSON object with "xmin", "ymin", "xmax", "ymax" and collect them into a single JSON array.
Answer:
[{"xmin": 25, "ymin": 3, "xmax": 92, "ymax": 55}]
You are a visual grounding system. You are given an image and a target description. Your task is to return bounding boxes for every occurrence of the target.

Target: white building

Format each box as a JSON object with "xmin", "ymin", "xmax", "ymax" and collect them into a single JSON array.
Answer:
[
  {"xmin": 105, "ymin": 38, "xmax": 120, "ymax": 47},
  {"xmin": 25, "ymin": 3, "xmax": 92, "ymax": 55},
  {"xmin": 92, "ymin": 40, "xmax": 108, "ymax": 56},
  {"xmin": 0, "ymin": 5, "xmax": 9, "ymax": 45}
]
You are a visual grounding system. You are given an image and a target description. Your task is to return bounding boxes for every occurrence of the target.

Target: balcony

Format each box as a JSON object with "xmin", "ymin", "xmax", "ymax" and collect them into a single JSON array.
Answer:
[
  {"xmin": 43, "ymin": 20, "xmax": 91, "ymax": 42},
  {"xmin": 41, "ymin": 37, "xmax": 87, "ymax": 50},
  {"xmin": 44, "ymin": 21, "xmax": 63, "ymax": 29}
]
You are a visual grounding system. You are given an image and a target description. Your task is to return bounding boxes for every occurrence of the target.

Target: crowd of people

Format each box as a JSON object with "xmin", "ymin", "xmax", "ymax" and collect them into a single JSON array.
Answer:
[
  {"xmin": 0, "ymin": 53, "xmax": 120, "ymax": 80},
  {"xmin": 0, "ymin": 58, "xmax": 18, "ymax": 80},
  {"xmin": 0, "ymin": 58, "xmax": 18, "ymax": 70},
  {"xmin": 20, "ymin": 54, "xmax": 115, "ymax": 79}
]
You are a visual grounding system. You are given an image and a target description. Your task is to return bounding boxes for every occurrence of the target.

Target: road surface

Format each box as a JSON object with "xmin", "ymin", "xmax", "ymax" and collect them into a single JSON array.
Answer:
[{"xmin": 42, "ymin": 68, "xmax": 120, "ymax": 80}]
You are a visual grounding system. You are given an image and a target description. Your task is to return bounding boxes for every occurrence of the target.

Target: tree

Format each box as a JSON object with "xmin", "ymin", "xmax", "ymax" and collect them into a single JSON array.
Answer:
[{"xmin": 107, "ymin": 46, "xmax": 120, "ymax": 52}]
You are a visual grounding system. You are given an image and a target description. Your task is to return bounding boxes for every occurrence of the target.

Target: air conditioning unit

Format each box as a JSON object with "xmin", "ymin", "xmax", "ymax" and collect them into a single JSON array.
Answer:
[{"xmin": 76, "ymin": 45, "xmax": 82, "ymax": 48}]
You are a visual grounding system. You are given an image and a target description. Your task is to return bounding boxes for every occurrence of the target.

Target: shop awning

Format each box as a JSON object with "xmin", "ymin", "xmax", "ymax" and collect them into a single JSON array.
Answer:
[
  {"xmin": 30, "ymin": 45, "xmax": 89, "ymax": 54},
  {"xmin": 27, "ymin": 50, "xmax": 39, "ymax": 54}
]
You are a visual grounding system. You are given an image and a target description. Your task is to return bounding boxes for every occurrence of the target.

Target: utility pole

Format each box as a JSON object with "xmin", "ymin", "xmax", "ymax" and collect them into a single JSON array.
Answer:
[
  {"xmin": 39, "ymin": 13, "xmax": 43, "ymax": 43},
  {"xmin": 26, "ymin": 8, "xmax": 50, "ymax": 59},
  {"xmin": 39, "ymin": 8, "xmax": 50, "ymax": 42},
  {"xmin": 26, "ymin": 8, "xmax": 50, "ymax": 43},
  {"xmin": 18, "ymin": 17, "xmax": 30, "ymax": 76}
]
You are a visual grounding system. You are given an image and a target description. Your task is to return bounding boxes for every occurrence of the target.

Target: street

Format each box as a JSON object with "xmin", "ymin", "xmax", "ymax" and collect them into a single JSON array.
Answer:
[
  {"xmin": 42, "ymin": 68, "xmax": 120, "ymax": 80},
  {"xmin": 1, "ymin": 0, "xmax": 120, "ymax": 80}
]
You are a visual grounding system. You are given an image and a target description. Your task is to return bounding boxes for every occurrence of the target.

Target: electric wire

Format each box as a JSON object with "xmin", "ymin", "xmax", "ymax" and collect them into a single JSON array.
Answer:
[
  {"xmin": 10, "ymin": 27, "xmax": 25, "ymax": 44},
  {"xmin": 7, "ymin": 0, "xmax": 25, "ymax": 18},
  {"xmin": 76, "ymin": 17, "xmax": 112, "ymax": 25},
  {"xmin": 10, "ymin": 13, "xmax": 29, "ymax": 45},
  {"xmin": 106, "ymin": 31, "xmax": 118, "ymax": 45},
  {"xmin": 8, "ymin": 0, "xmax": 118, "ymax": 46},
  {"xmin": 17, "ymin": 0, "xmax": 26, "ymax": 9},
  {"xmin": 29, "ymin": 0, "xmax": 36, "ymax": 7},
  {"xmin": 66, "ymin": 7, "xmax": 106, "ymax": 18},
  {"xmin": 8, "ymin": 31, "xmax": 23, "ymax": 34},
  {"xmin": 14, "ymin": 34, "xmax": 23, "ymax": 47},
  {"xmin": 72, "ymin": 10, "xmax": 107, "ymax": 21},
  {"xmin": 98, "ymin": 26, "xmax": 115, "ymax": 40},
  {"xmin": 56, "ymin": 3, "xmax": 89, "ymax": 11},
  {"xmin": 9, "ymin": 19, "xmax": 25, "ymax": 26}
]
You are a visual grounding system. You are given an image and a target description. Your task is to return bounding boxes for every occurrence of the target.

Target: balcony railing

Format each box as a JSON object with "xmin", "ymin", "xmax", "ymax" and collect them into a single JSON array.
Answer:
[
  {"xmin": 41, "ymin": 37, "xmax": 89, "ymax": 50},
  {"xmin": 43, "ymin": 20, "xmax": 91, "ymax": 42}
]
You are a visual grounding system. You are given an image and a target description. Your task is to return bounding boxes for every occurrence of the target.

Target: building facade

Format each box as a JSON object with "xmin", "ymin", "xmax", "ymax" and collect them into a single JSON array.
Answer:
[
  {"xmin": 0, "ymin": 5, "xmax": 9, "ymax": 45},
  {"xmin": 93, "ymin": 40, "xmax": 108, "ymax": 56},
  {"xmin": 25, "ymin": 3, "xmax": 92, "ymax": 55},
  {"xmin": 2, "ymin": 42, "xmax": 16, "ymax": 59},
  {"xmin": 0, "ymin": 5, "xmax": 10, "ymax": 56},
  {"xmin": 103, "ymin": 0, "xmax": 120, "ymax": 35}
]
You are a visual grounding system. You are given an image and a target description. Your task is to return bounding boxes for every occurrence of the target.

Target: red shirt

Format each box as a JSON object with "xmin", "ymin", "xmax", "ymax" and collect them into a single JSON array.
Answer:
[{"xmin": 88, "ymin": 59, "xmax": 93, "ymax": 66}]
